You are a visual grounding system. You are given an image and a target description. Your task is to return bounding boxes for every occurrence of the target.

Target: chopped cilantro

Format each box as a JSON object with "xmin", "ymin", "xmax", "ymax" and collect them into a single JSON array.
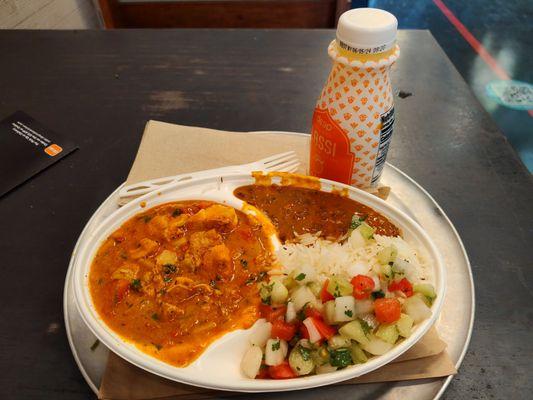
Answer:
[
  {"xmin": 349, "ymin": 214, "xmax": 367, "ymax": 230},
  {"xmin": 153, "ymin": 343, "xmax": 162, "ymax": 351},
  {"xmin": 298, "ymin": 345, "xmax": 311, "ymax": 361},
  {"xmin": 142, "ymin": 215, "xmax": 152, "ymax": 223},
  {"xmin": 163, "ymin": 276, "xmax": 172, "ymax": 283},
  {"xmin": 130, "ymin": 279, "xmax": 141, "ymax": 291},
  {"xmin": 271, "ymin": 340, "xmax": 281, "ymax": 351},
  {"xmin": 151, "ymin": 313, "xmax": 159, "ymax": 321},
  {"xmin": 240, "ymin": 259, "xmax": 248, "ymax": 269},
  {"xmin": 163, "ymin": 264, "xmax": 176, "ymax": 274},
  {"xmin": 295, "ymin": 273, "xmax": 306, "ymax": 281},
  {"xmin": 172, "ymin": 208, "xmax": 182, "ymax": 217},
  {"xmin": 297, "ymin": 308, "xmax": 307, "ymax": 321},
  {"xmin": 329, "ymin": 348, "xmax": 353, "ymax": 368},
  {"xmin": 371, "ymin": 290, "xmax": 385, "ymax": 300},
  {"xmin": 344, "ymin": 309, "xmax": 353, "ymax": 318}
]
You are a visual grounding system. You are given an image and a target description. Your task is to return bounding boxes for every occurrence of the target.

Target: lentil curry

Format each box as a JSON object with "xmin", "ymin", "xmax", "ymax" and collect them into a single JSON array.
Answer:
[{"xmin": 234, "ymin": 185, "xmax": 400, "ymax": 242}]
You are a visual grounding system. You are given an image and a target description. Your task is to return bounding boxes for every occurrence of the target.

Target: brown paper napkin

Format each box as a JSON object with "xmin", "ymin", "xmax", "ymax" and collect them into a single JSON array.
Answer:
[{"xmin": 99, "ymin": 121, "xmax": 456, "ymax": 400}]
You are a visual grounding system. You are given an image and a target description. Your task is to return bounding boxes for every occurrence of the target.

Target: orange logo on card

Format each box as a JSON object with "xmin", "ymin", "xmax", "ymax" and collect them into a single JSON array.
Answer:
[{"xmin": 44, "ymin": 144, "xmax": 62, "ymax": 156}]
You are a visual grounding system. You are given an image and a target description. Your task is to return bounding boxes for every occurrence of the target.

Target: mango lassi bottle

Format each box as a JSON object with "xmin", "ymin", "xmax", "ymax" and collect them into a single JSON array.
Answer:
[{"xmin": 310, "ymin": 8, "xmax": 400, "ymax": 188}]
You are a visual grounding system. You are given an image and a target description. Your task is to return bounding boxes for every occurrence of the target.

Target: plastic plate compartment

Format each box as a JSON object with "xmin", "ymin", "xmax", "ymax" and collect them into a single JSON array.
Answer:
[{"xmin": 72, "ymin": 172, "xmax": 446, "ymax": 393}]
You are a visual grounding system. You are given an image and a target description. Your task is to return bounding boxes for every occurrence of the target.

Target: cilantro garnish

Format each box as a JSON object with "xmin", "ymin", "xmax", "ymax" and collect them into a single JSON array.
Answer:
[
  {"xmin": 344, "ymin": 309, "xmax": 353, "ymax": 318},
  {"xmin": 130, "ymin": 279, "xmax": 141, "ymax": 291},
  {"xmin": 271, "ymin": 341, "xmax": 281, "ymax": 351},
  {"xmin": 295, "ymin": 273, "xmax": 306, "ymax": 281}
]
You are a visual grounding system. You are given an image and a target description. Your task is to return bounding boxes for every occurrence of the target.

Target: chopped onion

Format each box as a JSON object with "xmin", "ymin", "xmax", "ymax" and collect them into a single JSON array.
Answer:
[
  {"xmin": 249, "ymin": 321, "xmax": 272, "ymax": 347},
  {"xmin": 303, "ymin": 317, "xmax": 322, "ymax": 343},
  {"xmin": 241, "ymin": 346, "xmax": 263, "ymax": 378},
  {"xmin": 354, "ymin": 299, "xmax": 374, "ymax": 316},
  {"xmin": 285, "ymin": 301, "xmax": 297, "ymax": 323},
  {"xmin": 265, "ymin": 338, "xmax": 288, "ymax": 366}
]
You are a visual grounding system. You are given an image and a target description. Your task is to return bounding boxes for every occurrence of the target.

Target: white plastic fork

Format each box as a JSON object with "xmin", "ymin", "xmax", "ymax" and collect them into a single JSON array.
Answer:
[{"xmin": 117, "ymin": 151, "xmax": 300, "ymax": 204}]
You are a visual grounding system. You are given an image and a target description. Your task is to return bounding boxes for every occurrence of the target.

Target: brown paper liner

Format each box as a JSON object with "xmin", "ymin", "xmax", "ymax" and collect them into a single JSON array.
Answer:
[{"xmin": 98, "ymin": 121, "xmax": 456, "ymax": 399}]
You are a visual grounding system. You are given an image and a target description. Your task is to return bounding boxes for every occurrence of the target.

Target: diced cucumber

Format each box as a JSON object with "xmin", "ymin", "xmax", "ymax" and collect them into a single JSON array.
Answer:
[
  {"xmin": 270, "ymin": 281, "xmax": 288, "ymax": 305},
  {"xmin": 357, "ymin": 222, "xmax": 375, "ymax": 240},
  {"xmin": 291, "ymin": 285, "xmax": 316, "ymax": 311},
  {"xmin": 354, "ymin": 299, "xmax": 374, "ymax": 316},
  {"xmin": 338, "ymin": 320, "xmax": 370, "ymax": 345},
  {"xmin": 327, "ymin": 334, "xmax": 352, "ymax": 349},
  {"xmin": 396, "ymin": 313, "xmax": 413, "ymax": 338},
  {"xmin": 283, "ymin": 273, "xmax": 298, "ymax": 291},
  {"xmin": 310, "ymin": 344, "xmax": 329, "ymax": 366},
  {"xmin": 334, "ymin": 296, "xmax": 356, "ymax": 322},
  {"xmin": 375, "ymin": 323, "xmax": 399, "ymax": 344},
  {"xmin": 323, "ymin": 300, "xmax": 336, "ymax": 325},
  {"xmin": 381, "ymin": 263, "xmax": 393, "ymax": 280},
  {"xmin": 350, "ymin": 343, "xmax": 368, "ymax": 364},
  {"xmin": 316, "ymin": 363, "xmax": 338, "ymax": 374},
  {"xmin": 403, "ymin": 293, "xmax": 432, "ymax": 323},
  {"xmin": 288, "ymin": 345, "xmax": 314, "ymax": 376},
  {"xmin": 377, "ymin": 245, "xmax": 398, "ymax": 265},
  {"xmin": 307, "ymin": 281, "xmax": 322, "ymax": 297},
  {"xmin": 413, "ymin": 283, "xmax": 437, "ymax": 304},
  {"xmin": 259, "ymin": 281, "xmax": 273, "ymax": 304},
  {"xmin": 361, "ymin": 334, "xmax": 394, "ymax": 355},
  {"xmin": 327, "ymin": 276, "xmax": 353, "ymax": 298}
]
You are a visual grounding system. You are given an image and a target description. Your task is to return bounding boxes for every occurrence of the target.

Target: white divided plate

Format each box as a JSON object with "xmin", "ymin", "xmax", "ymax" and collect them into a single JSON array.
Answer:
[{"xmin": 72, "ymin": 171, "xmax": 446, "ymax": 392}]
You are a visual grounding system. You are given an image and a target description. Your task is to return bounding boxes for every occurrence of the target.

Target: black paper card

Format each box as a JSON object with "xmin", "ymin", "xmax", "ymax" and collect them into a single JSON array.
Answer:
[{"xmin": 0, "ymin": 111, "xmax": 77, "ymax": 197}]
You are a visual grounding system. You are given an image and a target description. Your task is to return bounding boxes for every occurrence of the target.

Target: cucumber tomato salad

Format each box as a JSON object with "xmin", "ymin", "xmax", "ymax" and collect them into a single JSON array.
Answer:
[{"xmin": 241, "ymin": 220, "xmax": 437, "ymax": 379}]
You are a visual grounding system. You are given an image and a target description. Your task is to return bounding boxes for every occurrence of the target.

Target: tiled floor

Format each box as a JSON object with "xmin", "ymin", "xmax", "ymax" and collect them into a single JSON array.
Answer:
[{"xmin": 369, "ymin": 0, "xmax": 533, "ymax": 172}]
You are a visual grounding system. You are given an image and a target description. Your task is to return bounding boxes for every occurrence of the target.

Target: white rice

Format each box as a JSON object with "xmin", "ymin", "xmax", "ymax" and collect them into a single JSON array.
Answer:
[{"xmin": 273, "ymin": 230, "xmax": 432, "ymax": 286}]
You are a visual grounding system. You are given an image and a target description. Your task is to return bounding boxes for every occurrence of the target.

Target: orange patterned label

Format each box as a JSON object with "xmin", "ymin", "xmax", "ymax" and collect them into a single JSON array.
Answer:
[{"xmin": 310, "ymin": 108, "xmax": 354, "ymax": 184}]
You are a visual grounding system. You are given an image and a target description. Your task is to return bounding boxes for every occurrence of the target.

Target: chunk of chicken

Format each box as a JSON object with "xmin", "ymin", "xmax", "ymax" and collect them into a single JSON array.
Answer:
[
  {"xmin": 111, "ymin": 263, "xmax": 139, "ymax": 280},
  {"xmin": 187, "ymin": 205, "xmax": 238, "ymax": 230},
  {"xmin": 129, "ymin": 238, "xmax": 159, "ymax": 259},
  {"xmin": 203, "ymin": 244, "xmax": 231, "ymax": 269},
  {"xmin": 156, "ymin": 249, "xmax": 178, "ymax": 266}
]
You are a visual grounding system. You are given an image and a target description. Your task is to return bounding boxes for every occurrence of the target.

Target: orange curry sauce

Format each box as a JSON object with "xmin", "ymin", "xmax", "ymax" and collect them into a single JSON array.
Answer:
[
  {"xmin": 89, "ymin": 201, "xmax": 273, "ymax": 367},
  {"xmin": 234, "ymin": 185, "xmax": 400, "ymax": 242}
]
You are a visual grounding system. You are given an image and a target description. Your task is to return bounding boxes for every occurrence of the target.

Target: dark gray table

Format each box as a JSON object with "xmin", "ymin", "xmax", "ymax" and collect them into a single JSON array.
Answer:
[{"xmin": 0, "ymin": 29, "xmax": 531, "ymax": 400}]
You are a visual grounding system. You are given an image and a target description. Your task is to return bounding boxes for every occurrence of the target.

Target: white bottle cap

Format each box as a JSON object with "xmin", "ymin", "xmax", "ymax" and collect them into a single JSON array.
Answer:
[{"xmin": 336, "ymin": 8, "xmax": 398, "ymax": 54}]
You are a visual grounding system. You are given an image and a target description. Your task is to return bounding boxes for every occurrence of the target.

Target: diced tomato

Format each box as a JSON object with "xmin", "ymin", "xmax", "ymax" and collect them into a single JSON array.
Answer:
[
  {"xmin": 114, "ymin": 279, "xmax": 130, "ymax": 303},
  {"xmin": 304, "ymin": 305, "xmax": 323, "ymax": 319},
  {"xmin": 351, "ymin": 274, "xmax": 375, "ymax": 300},
  {"xmin": 374, "ymin": 298, "xmax": 402, "ymax": 323},
  {"xmin": 268, "ymin": 361, "xmax": 297, "ymax": 379},
  {"xmin": 256, "ymin": 365, "xmax": 270, "ymax": 379},
  {"xmin": 239, "ymin": 226, "xmax": 254, "ymax": 240},
  {"xmin": 320, "ymin": 279, "xmax": 335, "ymax": 303},
  {"xmin": 271, "ymin": 319, "xmax": 297, "ymax": 341},
  {"xmin": 388, "ymin": 278, "xmax": 414, "ymax": 297},
  {"xmin": 310, "ymin": 317, "xmax": 337, "ymax": 340},
  {"xmin": 259, "ymin": 304, "xmax": 287, "ymax": 322},
  {"xmin": 299, "ymin": 324, "xmax": 310, "ymax": 340}
]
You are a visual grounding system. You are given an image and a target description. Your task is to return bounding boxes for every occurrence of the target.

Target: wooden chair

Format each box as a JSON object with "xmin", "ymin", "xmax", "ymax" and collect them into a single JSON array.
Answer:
[{"xmin": 97, "ymin": 0, "xmax": 353, "ymax": 29}]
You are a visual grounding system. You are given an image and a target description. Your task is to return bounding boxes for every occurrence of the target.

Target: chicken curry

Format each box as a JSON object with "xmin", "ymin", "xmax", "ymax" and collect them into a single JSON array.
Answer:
[{"xmin": 89, "ymin": 201, "xmax": 273, "ymax": 367}]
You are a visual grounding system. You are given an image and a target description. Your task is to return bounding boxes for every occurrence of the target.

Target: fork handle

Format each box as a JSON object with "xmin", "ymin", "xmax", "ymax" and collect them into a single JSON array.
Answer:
[{"xmin": 118, "ymin": 165, "xmax": 244, "ymax": 200}]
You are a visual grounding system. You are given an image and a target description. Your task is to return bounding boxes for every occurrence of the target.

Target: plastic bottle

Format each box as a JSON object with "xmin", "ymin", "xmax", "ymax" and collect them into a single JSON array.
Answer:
[{"xmin": 310, "ymin": 8, "xmax": 400, "ymax": 188}]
